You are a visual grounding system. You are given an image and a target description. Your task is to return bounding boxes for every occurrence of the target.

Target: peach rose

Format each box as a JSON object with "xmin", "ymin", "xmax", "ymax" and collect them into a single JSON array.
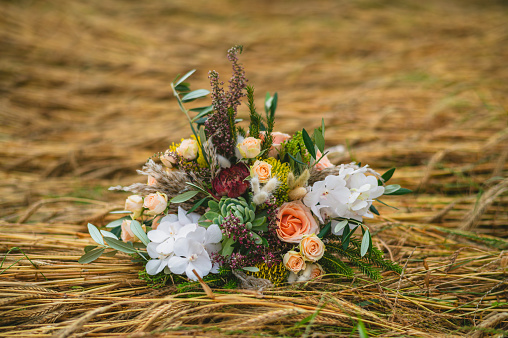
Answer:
[
  {"xmin": 160, "ymin": 150, "xmax": 177, "ymax": 168},
  {"xmin": 125, "ymin": 195, "xmax": 143, "ymax": 219},
  {"xmin": 143, "ymin": 192, "xmax": 168, "ymax": 215},
  {"xmin": 283, "ymin": 251, "xmax": 306, "ymax": 273},
  {"xmin": 177, "ymin": 139, "xmax": 199, "ymax": 161},
  {"xmin": 315, "ymin": 150, "xmax": 333, "ymax": 171},
  {"xmin": 237, "ymin": 137, "xmax": 262, "ymax": 158},
  {"xmin": 276, "ymin": 201, "xmax": 319, "ymax": 243},
  {"xmin": 260, "ymin": 131, "xmax": 291, "ymax": 157},
  {"xmin": 250, "ymin": 160, "xmax": 272, "ymax": 183},
  {"xmin": 299, "ymin": 234, "xmax": 325, "ymax": 261},
  {"xmin": 121, "ymin": 219, "xmax": 146, "ymax": 242},
  {"xmin": 147, "ymin": 176, "xmax": 157, "ymax": 186}
]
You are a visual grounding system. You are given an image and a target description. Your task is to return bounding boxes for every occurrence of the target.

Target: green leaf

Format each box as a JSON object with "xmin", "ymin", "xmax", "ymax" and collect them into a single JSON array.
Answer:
[
  {"xmin": 269, "ymin": 92, "xmax": 278, "ymax": 117},
  {"xmin": 181, "ymin": 89, "xmax": 210, "ymax": 103},
  {"xmin": 78, "ymin": 247, "xmax": 105, "ymax": 264},
  {"xmin": 386, "ymin": 188, "xmax": 412, "ymax": 195},
  {"xmin": 302, "ymin": 128, "xmax": 316, "ymax": 159},
  {"xmin": 317, "ymin": 221, "xmax": 331, "ymax": 238},
  {"xmin": 87, "ymin": 223, "xmax": 104, "ymax": 246},
  {"xmin": 174, "ymin": 83, "xmax": 191, "ymax": 93},
  {"xmin": 242, "ymin": 266, "xmax": 260, "ymax": 272},
  {"xmin": 84, "ymin": 245, "xmax": 97, "ymax": 253},
  {"xmin": 375, "ymin": 199, "xmax": 399, "ymax": 210},
  {"xmin": 221, "ymin": 237, "xmax": 235, "ymax": 257},
  {"xmin": 187, "ymin": 197, "xmax": 209, "ymax": 214},
  {"xmin": 171, "ymin": 190, "xmax": 200, "ymax": 203},
  {"xmin": 204, "ymin": 211, "xmax": 220, "ymax": 221},
  {"xmin": 109, "ymin": 210, "xmax": 133, "ymax": 214},
  {"xmin": 104, "ymin": 237, "xmax": 137, "ymax": 254},
  {"xmin": 334, "ymin": 220, "xmax": 349, "ymax": 234},
  {"xmin": 251, "ymin": 216, "xmax": 267, "ymax": 231},
  {"xmin": 130, "ymin": 220, "xmax": 149, "ymax": 246},
  {"xmin": 314, "ymin": 128, "xmax": 325, "ymax": 153},
  {"xmin": 102, "ymin": 250, "xmax": 117, "ymax": 257},
  {"xmin": 321, "ymin": 118, "xmax": 325, "ymax": 138},
  {"xmin": 381, "ymin": 168, "xmax": 396, "ymax": 184},
  {"xmin": 100, "ymin": 230, "xmax": 118, "ymax": 240},
  {"xmin": 357, "ymin": 319, "xmax": 369, "ymax": 338},
  {"xmin": 383, "ymin": 184, "xmax": 401, "ymax": 194},
  {"xmin": 360, "ymin": 229, "xmax": 370, "ymax": 257},
  {"xmin": 190, "ymin": 105, "xmax": 214, "ymax": 122},
  {"xmin": 208, "ymin": 200, "xmax": 220, "ymax": 212},
  {"xmin": 369, "ymin": 204, "xmax": 380, "ymax": 216},
  {"xmin": 288, "ymin": 153, "xmax": 307, "ymax": 165},
  {"xmin": 105, "ymin": 216, "xmax": 130, "ymax": 228},
  {"xmin": 175, "ymin": 69, "xmax": 196, "ymax": 86}
]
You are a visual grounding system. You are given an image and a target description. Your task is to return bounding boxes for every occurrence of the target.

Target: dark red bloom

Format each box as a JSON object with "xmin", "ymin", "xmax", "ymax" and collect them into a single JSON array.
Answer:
[{"xmin": 212, "ymin": 163, "xmax": 250, "ymax": 198}]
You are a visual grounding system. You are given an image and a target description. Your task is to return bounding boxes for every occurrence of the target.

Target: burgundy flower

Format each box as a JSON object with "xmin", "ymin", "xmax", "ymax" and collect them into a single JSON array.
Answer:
[{"xmin": 212, "ymin": 163, "xmax": 250, "ymax": 198}]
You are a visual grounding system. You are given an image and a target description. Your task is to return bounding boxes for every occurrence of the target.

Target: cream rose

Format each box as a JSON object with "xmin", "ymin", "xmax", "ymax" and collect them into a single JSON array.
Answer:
[
  {"xmin": 177, "ymin": 139, "xmax": 199, "ymax": 161},
  {"xmin": 121, "ymin": 219, "xmax": 146, "ymax": 243},
  {"xmin": 283, "ymin": 251, "xmax": 306, "ymax": 273},
  {"xmin": 237, "ymin": 137, "xmax": 262, "ymax": 158},
  {"xmin": 125, "ymin": 195, "xmax": 143, "ymax": 219},
  {"xmin": 276, "ymin": 201, "xmax": 319, "ymax": 243},
  {"xmin": 143, "ymin": 192, "xmax": 168, "ymax": 215},
  {"xmin": 160, "ymin": 150, "xmax": 177, "ymax": 168},
  {"xmin": 250, "ymin": 160, "xmax": 272, "ymax": 183},
  {"xmin": 299, "ymin": 234, "xmax": 325, "ymax": 261},
  {"xmin": 315, "ymin": 150, "xmax": 333, "ymax": 171},
  {"xmin": 260, "ymin": 131, "xmax": 291, "ymax": 157}
]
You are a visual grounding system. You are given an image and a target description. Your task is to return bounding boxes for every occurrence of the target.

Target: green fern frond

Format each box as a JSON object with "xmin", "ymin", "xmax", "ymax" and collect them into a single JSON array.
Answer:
[
  {"xmin": 326, "ymin": 244, "xmax": 382, "ymax": 281},
  {"xmin": 320, "ymin": 253, "xmax": 355, "ymax": 278}
]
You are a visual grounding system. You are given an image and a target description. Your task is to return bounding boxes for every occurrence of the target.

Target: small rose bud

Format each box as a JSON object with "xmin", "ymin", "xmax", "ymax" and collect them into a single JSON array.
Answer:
[
  {"xmin": 125, "ymin": 195, "xmax": 143, "ymax": 219},
  {"xmin": 176, "ymin": 139, "xmax": 199, "ymax": 161}
]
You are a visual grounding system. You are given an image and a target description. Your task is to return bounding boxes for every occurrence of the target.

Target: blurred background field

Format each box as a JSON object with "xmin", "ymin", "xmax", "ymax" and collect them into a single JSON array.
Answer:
[{"xmin": 0, "ymin": 0, "xmax": 507, "ymax": 336}]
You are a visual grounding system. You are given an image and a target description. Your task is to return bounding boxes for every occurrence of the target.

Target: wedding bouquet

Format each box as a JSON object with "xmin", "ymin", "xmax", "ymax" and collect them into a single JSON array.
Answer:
[{"xmin": 80, "ymin": 46, "xmax": 409, "ymax": 288}]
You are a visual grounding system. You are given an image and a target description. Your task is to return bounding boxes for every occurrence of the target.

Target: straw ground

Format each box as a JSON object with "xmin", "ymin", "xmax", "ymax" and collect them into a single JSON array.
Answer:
[{"xmin": 1, "ymin": 0, "xmax": 507, "ymax": 336}]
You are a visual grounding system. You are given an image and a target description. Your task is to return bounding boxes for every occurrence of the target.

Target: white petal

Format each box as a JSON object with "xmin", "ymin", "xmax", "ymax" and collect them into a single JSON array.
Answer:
[
  {"xmin": 168, "ymin": 256, "xmax": 188, "ymax": 275},
  {"xmin": 205, "ymin": 224, "xmax": 223, "ymax": 244},
  {"xmin": 348, "ymin": 191, "xmax": 361, "ymax": 204},
  {"xmin": 188, "ymin": 212, "xmax": 202, "ymax": 224},
  {"xmin": 205, "ymin": 242, "xmax": 221, "ymax": 254},
  {"xmin": 370, "ymin": 186, "xmax": 385, "ymax": 199},
  {"xmin": 161, "ymin": 214, "xmax": 178, "ymax": 224},
  {"xmin": 178, "ymin": 207, "xmax": 192, "ymax": 225},
  {"xmin": 210, "ymin": 262, "xmax": 220, "ymax": 274},
  {"xmin": 324, "ymin": 175, "xmax": 346, "ymax": 190},
  {"xmin": 186, "ymin": 226, "xmax": 206, "ymax": 243},
  {"xmin": 177, "ymin": 223, "xmax": 198, "ymax": 239},
  {"xmin": 330, "ymin": 186, "xmax": 351, "ymax": 204},
  {"xmin": 147, "ymin": 230, "xmax": 169, "ymax": 243},
  {"xmin": 146, "ymin": 259, "xmax": 165, "ymax": 275},
  {"xmin": 156, "ymin": 238, "xmax": 174, "ymax": 255},
  {"xmin": 147, "ymin": 242, "xmax": 159, "ymax": 258},
  {"xmin": 173, "ymin": 238, "xmax": 203, "ymax": 257},
  {"xmin": 351, "ymin": 200, "xmax": 368, "ymax": 211}
]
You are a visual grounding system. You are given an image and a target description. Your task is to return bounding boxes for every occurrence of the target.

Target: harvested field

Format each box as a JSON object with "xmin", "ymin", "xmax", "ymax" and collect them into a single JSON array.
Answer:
[{"xmin": 0, "ymin": 0, "xmax": 507, "ymax": 336}]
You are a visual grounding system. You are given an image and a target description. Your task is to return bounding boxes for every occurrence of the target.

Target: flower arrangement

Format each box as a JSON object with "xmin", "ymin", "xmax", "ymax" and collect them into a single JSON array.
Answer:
[{"xmin": 80, "ymin": 46, "xmax": 410, "ymax": 288}]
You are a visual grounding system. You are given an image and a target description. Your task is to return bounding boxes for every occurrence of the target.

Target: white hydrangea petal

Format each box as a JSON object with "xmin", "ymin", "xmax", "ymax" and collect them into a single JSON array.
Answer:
[
  {"xmin": 147, "ymin": 242, "xmax": 159, "ymax": 258},
  {"xmin": 205, "ymin": 242, "xmax": 221, "ymax": 254},
  {"xmin": 168, "ymin": 256, "xmax": 188, "ymax": 274},
  {"xmin": 370, "ymin": 186, "xmax": 385, "ymax": 199},
  {"xmin": 186, "ymin": 226, "xmax": 206, "ymax": 243},
  {"xmin": 147, "ymin": 230, "xmax": 169, "ymax": 243},
  {"xmin": 330, "ymin": 186, "xmax": 350, "ymax": 204},
  {"xmin": 348, "ymin": 191, "xmax": 361, "ymax": 204},
  {"xmin": 156, "ymin": 238, "xmax": 174, "ymax": 255},
  {"xmin": 187, "ymin": 212, "xmax": 202, "ymax": 224},
  {"xmin": 161, "ymin": 214, "xmax": 178, "ymax": 224},
  {"xmin": 177, "ymin": 223, "xmax": 198, "ymax": 239},
  {"xmin": 352, "ymin": 200, "xmax": 368, "ymax": 211},
  {"xmin": 146, "ymin": 259, "xmax": 165, "ymax": 275},
  {"xmin": 324, "ymin": 175, "xmax": 346, "ymax": 190},
  {"xmin": 177, "ymin": 207, "xmax": 192, "ymax": 225},
  {"xmin": 190, "ymin": 253, "xmax": 212, "ymax": 276},
  {"xmin": 205, "ymin": 224, "xmax": 222, "ymax": 244},
  {"xmin": 173, "ymin": 238, "xmax": 203, "ymax": 257}
]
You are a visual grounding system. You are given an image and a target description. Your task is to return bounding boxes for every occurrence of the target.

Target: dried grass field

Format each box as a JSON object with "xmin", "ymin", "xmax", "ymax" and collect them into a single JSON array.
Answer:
[{"xmin": 1, "ymin": 0, "xmax": 507, "ymax": 336}]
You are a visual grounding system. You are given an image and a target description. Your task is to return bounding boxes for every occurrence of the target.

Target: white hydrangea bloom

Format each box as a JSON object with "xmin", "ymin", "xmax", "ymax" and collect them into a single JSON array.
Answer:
[
  {"xmin": 145, "ymin": 207, "xmax": 221, "ymax": 278},
  {"xmin": 303, "ymin": 164, "xmax": 384, "ymax": 226}
]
